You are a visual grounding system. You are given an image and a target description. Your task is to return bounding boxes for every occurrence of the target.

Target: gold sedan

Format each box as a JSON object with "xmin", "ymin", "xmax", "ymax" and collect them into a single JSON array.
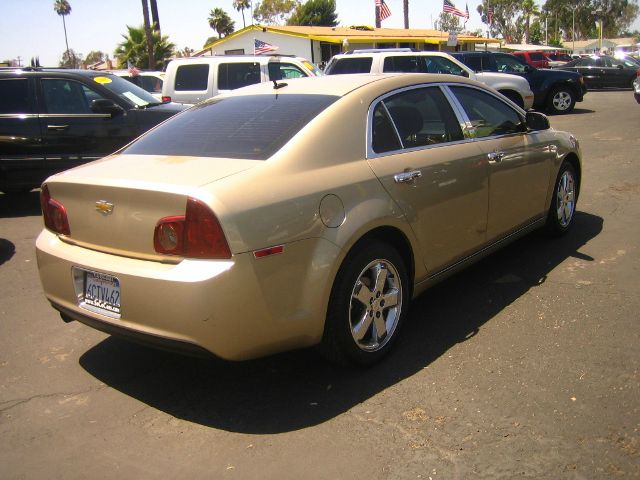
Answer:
[{"xmin": 36, "ymin": 74, "xmax": 581, "ymax": 365}]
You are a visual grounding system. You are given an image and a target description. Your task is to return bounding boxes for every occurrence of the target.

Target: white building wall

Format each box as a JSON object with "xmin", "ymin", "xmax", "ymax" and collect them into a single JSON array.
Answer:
[{"xmin": 209, "ymin": 31, "xmax": 318, "ymax": 62}]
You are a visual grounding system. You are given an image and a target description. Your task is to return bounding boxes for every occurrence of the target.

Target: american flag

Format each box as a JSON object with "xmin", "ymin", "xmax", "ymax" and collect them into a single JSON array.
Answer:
[
  {"xmin": 486, "ymin": 4, "xmax": 494, "ymax": 25},
  {"xmin": 443, "ymin": 0, "xmax": 469, "ymax": 19},
  {"xmin": 376, "ymin": 0, "xmax": 392, "ymax": 21},
  {"xmin": 254, "ymin": 39, "xmax": 279, "ymax": 55}
]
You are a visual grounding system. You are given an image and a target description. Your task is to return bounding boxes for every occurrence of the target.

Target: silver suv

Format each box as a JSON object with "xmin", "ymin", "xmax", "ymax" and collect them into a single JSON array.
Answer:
[
  {"xmin": 325, "ymin": 49, "xmax": 534, "ymax": 110},
  {"xmin": 162, "ymin": 55, "xmax": 320, "ymax": 104}
]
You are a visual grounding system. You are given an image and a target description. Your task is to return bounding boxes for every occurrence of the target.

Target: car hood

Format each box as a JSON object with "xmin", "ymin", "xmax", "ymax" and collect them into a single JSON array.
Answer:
[{"xmin": 52, "ymin": 153, "xmax": 261, "ymax": 190}]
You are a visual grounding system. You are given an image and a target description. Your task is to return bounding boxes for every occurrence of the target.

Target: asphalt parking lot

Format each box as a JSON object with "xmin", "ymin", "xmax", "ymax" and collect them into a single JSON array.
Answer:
[{"xmin": 1, "ymin": 90, "xmax": 639, "ymax": 479}]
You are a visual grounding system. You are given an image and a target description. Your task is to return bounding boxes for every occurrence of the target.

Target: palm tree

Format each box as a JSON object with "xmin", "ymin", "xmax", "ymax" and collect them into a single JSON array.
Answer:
[
  {"xmin": 403, "ymin": 0, "xmax": 409, "ymax": 29},
  {"xmin": 208, "ymin": 8, "xmax": 235, "ymax": 38},
  {"xmin": 114, "ymin": 25, "xmax": 175, "ymax": 70},
  {"xmin": 233, "ymin": 0, "xmax": 251, "ymax": 29},
  {"xmin": 149, "ymin": 0, "xmax": 161, "ymax": 33},
  {"xmin": 53, "ymin": 0, "xmax": 72, "ymax": 67},
  {"xmin": 521, "ymin": 0, "xmax": 539, "ymax": 44},
  {"xmin": 141, "ymin": 0, "xmax": 154, "ymax": 69}
]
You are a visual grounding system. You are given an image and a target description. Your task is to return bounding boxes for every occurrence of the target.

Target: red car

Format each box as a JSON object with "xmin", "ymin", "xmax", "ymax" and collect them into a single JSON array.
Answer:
[{"xmin": 513, "ymin": 51, "xmax": 550, "ymax": 69}]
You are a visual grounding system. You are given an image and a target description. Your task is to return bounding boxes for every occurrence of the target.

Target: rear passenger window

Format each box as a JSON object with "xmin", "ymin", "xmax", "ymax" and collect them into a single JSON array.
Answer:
[
  {"xmin": 175, "ymin": 64, "xmax": 209, "ymax": 91},
  {"xmin": 0, "ymin": 78, "xmax": 29, "ymax": 114},
  {"xmin": 326, "ymin": 58, "xmax": 373, "ymax": 74},
  {"xmin": 530, "ymin": 53, "xmax": 545, "ymax": 61},
  {"xmin": 383, "ymin": 56, "xmax": 428, "ymax": 73},
  {"xmin": 218, "ymin": 63, "xmax": 261, "ymax": 90},
  {"xmin": 372, "ymin": 86, "xmax": 463, "ymax": 153},
  {"xmin": 449, "ymin": 86, "xmax": 524, "ymax": 137}
]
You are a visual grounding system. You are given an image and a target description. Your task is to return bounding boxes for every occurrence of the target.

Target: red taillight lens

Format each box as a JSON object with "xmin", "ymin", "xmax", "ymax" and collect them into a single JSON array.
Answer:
[
  {"xmin": 153, "ymin": 197, "xmax": 231, "ymax": 259},
  {"xmin": 40, "ymin": 184, "xmax": 70, "ymax": 235},
  {"xmin": 161, "ymin": 96, "xmax": 171, "ymax": 103}
]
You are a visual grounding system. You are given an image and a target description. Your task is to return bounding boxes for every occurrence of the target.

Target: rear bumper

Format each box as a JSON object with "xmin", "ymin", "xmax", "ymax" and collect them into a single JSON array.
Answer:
[{"xmin": 36, "ymin": 229, "xmax": 340, "ymax": 360}]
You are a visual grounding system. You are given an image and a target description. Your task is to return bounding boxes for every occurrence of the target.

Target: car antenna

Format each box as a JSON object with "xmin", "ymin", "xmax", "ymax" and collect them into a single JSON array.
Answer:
[{"xmin": 272, "ymin": 80, "xmax": 287, "ymax": 90}]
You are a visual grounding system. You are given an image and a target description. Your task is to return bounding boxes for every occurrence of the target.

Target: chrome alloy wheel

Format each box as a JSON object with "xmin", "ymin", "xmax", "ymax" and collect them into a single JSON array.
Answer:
[
  {"xmin": 556, "ymin": 169, "xmax": 576, "ymax": 227},
  {"xmin": 349, "ymin": 259, "xmax": 402, "ymax": 352},
  {"xmin": 552, "ymin": 91, "xmax": 573, "ymax": 111}
]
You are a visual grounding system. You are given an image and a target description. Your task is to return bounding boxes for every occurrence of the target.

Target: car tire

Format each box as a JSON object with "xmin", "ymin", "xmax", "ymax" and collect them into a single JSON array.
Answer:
[
  {"xmin": 545, "ymin": 161, "xmax": 578, "ymax": 236},
  {"xmin": 546, "ymin": 86, "xmax": 576, "ymax": 114},
  {"xmin": 320, "ymin": 240, "xmax": 409, "ymax": 366},
  {"xmin": 500, "ymin": 90, "xmax": 524, "ymax": 109}
]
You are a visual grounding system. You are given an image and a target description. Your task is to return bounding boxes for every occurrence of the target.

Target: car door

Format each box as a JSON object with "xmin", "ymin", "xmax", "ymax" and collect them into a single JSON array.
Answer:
[
  {"xmin": 0, "ymin": 76, "xmax": 45, "ymax": 191},
  {"xmin": 37, "ymin": 77, "xmax": 135, "ymax": 174},
  {"xmin": 366, "ymin": 85, "xmax": 490, "ymax": 273},
  {"xmin": 607, "ymin": 57, "xmax": 635, "ymax": 88},
  {"xmin": 446, "ymin": 85, "xmax": 553, "ymax": 241}
]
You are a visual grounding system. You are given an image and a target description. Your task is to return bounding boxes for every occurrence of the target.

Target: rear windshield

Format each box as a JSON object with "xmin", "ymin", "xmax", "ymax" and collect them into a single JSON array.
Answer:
[{"xmin": 123, "ymin": 94, "xmax": 339, "ymax": 160}]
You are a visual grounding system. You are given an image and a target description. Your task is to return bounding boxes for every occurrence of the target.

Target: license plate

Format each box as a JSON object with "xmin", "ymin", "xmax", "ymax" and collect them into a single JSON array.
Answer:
[{"xmin": 83, "ymin": 271, "xmax": 121, "ymax": 316}]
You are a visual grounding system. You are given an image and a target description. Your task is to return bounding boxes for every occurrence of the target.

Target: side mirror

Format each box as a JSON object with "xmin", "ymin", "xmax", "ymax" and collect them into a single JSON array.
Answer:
[
  {"xmin": 525, "ymin": 111, "xmax": 550, "ymax": 131},
  {"xmin": 524, "ymin": 64, "xmax": 534, "ymax": 73},
  {"xmin": 91, "ymin": 99, "xmax": 124, "ymax": 117},
  {"xmin": 461, "ymin": 70, "xmax": 470, "ymax": 78},
  {"xmin": 617, "ymin": 64, "xmax": 624, "ymax": 70}
]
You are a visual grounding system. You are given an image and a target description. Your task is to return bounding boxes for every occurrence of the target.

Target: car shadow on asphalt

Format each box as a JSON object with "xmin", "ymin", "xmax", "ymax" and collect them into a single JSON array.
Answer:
[
  {"xmin": 0, "ymin": 191, "xmax": 41, "ymax": 218},
  {"xmin": 79, "ymin": 211, "xmax": 603, "ymax": 434}
]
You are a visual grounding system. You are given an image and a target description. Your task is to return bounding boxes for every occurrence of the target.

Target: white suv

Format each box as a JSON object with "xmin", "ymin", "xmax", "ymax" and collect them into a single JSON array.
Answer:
[
  {"xmin": 162, "ymin": 55, "xmax": 320, "ymax": 104},
  {"xmin": 324, "ymin": 49, "xmax": 534, "ymax": 110}
]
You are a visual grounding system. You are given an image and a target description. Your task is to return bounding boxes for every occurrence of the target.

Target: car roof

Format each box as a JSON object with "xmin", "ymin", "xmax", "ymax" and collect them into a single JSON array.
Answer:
[
  {"xmin": 0, "ymin": 68, "xmax": 117, "ymax": 78},
  {"xmin": 333, "ymin": 51, "xmax": 453, "ymax": 58},
  {"xmin": 217, "ymin": 72, "xmax": 480, "ymax": 98}
]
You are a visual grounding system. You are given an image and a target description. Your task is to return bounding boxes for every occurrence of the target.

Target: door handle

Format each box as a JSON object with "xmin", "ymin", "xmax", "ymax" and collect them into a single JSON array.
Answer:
[
  {"xmin": 487, "ymin": 151, "xmax": 505, "ymax": 163},
  {"xmin": 47, "ymin": 125, "xmax": 69, "ymax": 131},
  {"xmin": 394, "ymin": 170, "xmax": 422, "ymax": 184}
]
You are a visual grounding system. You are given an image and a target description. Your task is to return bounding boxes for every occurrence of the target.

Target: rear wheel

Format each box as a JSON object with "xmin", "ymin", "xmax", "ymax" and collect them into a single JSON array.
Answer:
[
  {"xmin": 546, "ymin": 86, "xmax": 576, "ymax": 114},
  {"xmin": 320, "ymin": 240, "xmax": 409, "ymax": 366},
  {"xmin": 545, "ymin": 161, "xmax": 578, "ymax": 236}
]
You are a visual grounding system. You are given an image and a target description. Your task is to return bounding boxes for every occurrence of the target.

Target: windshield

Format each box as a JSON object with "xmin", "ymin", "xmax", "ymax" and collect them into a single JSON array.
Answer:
[
  {"xmin": 90, "ymin": 74, "xmax": 160, "ymax": 107},
  {"xmin": 123, "ymin": 94, "xmax": 339, "ymax": 160}
]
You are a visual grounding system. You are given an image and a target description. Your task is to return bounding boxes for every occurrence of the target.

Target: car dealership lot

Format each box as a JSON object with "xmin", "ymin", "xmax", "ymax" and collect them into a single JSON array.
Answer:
[{"xmin": 1, "ymin": 90, "xmax": 638, "ymax": 479}]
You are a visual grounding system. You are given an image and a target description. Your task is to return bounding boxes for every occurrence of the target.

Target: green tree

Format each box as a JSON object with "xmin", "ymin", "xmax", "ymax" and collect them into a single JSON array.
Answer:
[
  {"xmin": 477, "ymin": 0, "xmax": 525, "ymax": 43},
  {"xmin": 59, "ymin": 48, "xmax": 80, "ymax": 68},
  {"xmin": 542, "ymin": 0, "xmax": 639, "ymax": 41},
  {"xmin": 208, "ymin": 8, "xmax": 235, "ymax": 38},
  {"xmin": 253, "ymin": 0, "xmax": 299, "ymax": 25},
  {"xmin": 85, "ymin": 50, "xmax": 106, "ymax": 64},
  {"xmin": 53, "ymin": 0, "xmax": 73, "ymax": 68},
  {"xmin": 203, "ymin": 36, "xmax": 218, "ymax": 48},
  {"xmin": 233, "ymin": 0, "xmax": 252, "ymax": 28},
  {"xmin": 114, "ymin": 25, "xmax": 175, "ymax": 69},
  {"xmin": 287, "ymin": 0, "xmax": 338, "ymax": 26},
  {"xmin": 435, "ymin": 12, "xmax": 462, "ymax": 32}
]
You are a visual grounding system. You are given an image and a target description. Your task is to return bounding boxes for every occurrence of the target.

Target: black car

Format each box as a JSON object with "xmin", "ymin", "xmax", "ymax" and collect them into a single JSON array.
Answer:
[
  {"xmin": 0, "ymin": 68, "xmax": 186, "ymax": 194},
  {"xmin": 557, "ymin": 55, "xmax": 640, "ymax": 89},
  {"xmin": 452, "ymin": 51, "xmax": 587, "ymax": 114}
]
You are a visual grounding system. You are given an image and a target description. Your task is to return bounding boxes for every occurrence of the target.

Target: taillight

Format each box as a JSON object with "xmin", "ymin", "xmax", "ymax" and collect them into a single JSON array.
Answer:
[
  {"xmin": 153, "ymin": 197, "xmax": 231, "ymax": 259},
  {"xmin": 161, "ymin": 96, "xmax": 171, "ymax": 103},
  {"xmin": 40, "ymin": 184, "xmax": 70, "ymax": 235}
]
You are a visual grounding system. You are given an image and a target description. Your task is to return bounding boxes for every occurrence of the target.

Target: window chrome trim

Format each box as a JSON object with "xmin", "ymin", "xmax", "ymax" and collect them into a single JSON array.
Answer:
[
  {"xmin": 440, "ymin": 83, "xmax": 527, "ymax": 141},
  {"xmin": 367, "ymin": 83, "xmax": 472, "ymax": 159},
  {"xmin": 39, "ymin": 113, "xmax": 111, "ymax": 118},
  {"xmin": 0, "ymin": 113, "xmax": 39, "ymax": 118}
]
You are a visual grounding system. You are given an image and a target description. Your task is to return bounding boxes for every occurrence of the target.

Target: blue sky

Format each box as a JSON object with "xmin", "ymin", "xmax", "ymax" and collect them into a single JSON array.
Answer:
[{"xmin": 2, "ymin": 0, "xmax": 639, "ymax": 66}]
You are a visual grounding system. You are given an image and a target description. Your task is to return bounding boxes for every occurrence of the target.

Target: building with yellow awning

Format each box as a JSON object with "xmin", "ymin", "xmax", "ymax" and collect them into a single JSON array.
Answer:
[{"xmin": 195, "ymin": 25, "xmax": 500, "ymax": 67}]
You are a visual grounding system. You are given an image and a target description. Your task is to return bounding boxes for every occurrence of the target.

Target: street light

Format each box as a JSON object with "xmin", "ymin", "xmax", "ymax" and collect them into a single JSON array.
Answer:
[{"xmin": 592, "ymin": 7, "xmax": 603, "ymax": 53}]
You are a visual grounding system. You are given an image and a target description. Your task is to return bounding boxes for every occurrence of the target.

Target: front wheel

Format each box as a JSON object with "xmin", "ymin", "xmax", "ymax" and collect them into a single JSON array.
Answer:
[
  {"xmin": 320, "ymin": 240, "xmax": 409, "ymax": 366},
  {"xmin": 545, "ymin": 161, "xmax": 578, "ymax": 236},
  {"xmin": 546, "ymin": 86, "xmax": 576, "ymax": 114}
]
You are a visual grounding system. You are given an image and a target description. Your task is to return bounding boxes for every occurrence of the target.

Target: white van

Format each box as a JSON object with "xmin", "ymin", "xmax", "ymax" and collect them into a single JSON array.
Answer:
[{"xmin": 161, "ymin": 55, "xmax": 320, "ymax": 104}]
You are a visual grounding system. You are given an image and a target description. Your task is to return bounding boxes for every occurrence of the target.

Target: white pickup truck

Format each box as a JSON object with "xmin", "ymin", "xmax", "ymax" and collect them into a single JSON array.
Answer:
[{"xmin": 324, "ymin": 49, "xmax": 534, "ymax": 110}]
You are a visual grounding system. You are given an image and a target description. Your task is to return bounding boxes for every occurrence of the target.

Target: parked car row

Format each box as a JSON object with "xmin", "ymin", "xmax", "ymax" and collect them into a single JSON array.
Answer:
[{"xmin": 0, "ymin": 68, "xmax": 186, "ymax": 193}]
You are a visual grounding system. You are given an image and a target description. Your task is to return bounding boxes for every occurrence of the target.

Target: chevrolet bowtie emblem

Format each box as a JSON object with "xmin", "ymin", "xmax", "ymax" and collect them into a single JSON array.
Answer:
[{"xmin": 95, "ymin": 200, "xmax": 114, "ymax": 215}]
